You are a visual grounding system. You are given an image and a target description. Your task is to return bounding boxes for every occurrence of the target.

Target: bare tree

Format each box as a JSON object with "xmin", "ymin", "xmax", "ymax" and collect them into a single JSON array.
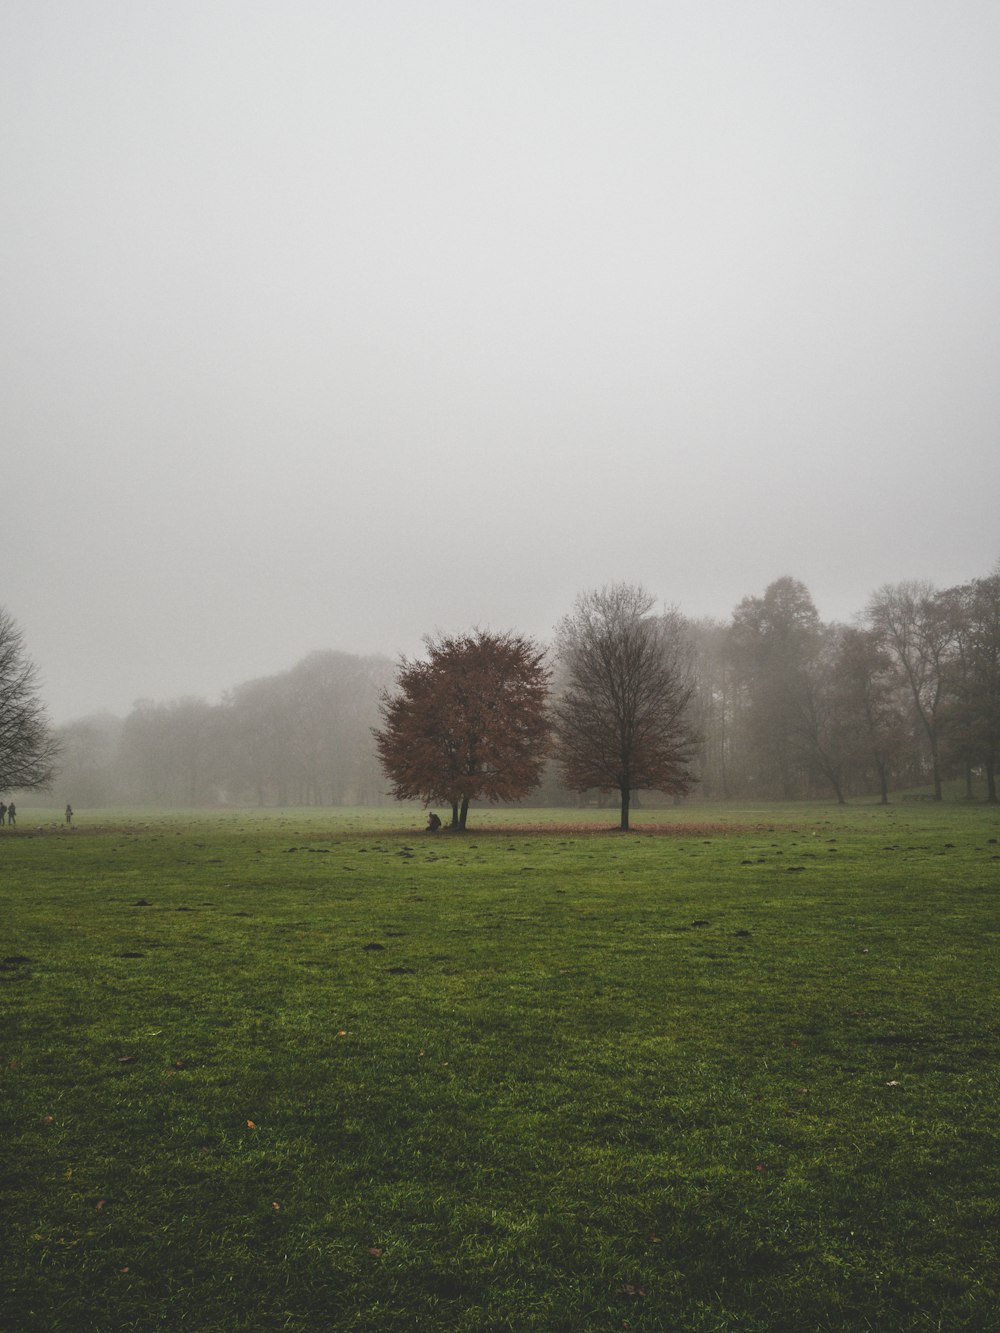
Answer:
[
  {"xmin": 866, "ymin": 581, "xmax": 954, "ymax": 800},
  {"xmin": 0, "ymin": 608, "xmax": 60, "ymax": 794},
  {"xmin": 552, "ymin": 583, "xmax": 698, "ymax": 830}
]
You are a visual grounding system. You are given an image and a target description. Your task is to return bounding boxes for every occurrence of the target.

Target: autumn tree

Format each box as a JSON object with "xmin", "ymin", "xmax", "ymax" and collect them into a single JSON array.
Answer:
[
  {"xmin": 552, "ymin": 583, "xmax": 698, "ymax": 830},
  {"xmin": 0, "ymin": 608, "xmax": 60, "ymax": 794},
  {"xmin": 374, "ymin": 630, "xmax": 551, "ymax": 830}
]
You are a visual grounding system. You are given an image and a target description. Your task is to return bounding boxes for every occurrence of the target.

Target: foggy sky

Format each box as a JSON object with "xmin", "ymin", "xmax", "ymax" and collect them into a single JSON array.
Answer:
[{"xmin": 4, "ymin": 2, "xmax": 999, "ymax": 723}]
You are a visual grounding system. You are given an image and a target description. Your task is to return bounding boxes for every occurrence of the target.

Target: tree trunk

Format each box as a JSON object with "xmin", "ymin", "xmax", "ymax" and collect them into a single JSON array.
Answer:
[
  {"xmin": 931, "ymin": 742, "xmax": 943, "ymax": 800},
  {"xmin": 877, "ymin": 760, "xmax": 889, "ymax": 805},
  {"xmin": 458, "ymin": 796, "xmax": 470, "ymax": 830},
  {"xmin": 986, "ymin": 758, "xmax": 997, "ymax": 804},
  {"xmin": 450, "ymin": 800, "xmax": 459, "ymax": 829},
  {"xmin": 619, "ymin": 785, "xmax": 630, "ymax": 832},
  {"xmin": 818, "ymin": 756, "xmax": 846, "ymax": 805}
]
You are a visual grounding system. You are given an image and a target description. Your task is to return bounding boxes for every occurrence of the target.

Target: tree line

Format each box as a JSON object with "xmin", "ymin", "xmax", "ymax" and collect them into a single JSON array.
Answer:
[
  {"xmin": 688, "ymin": 571, "xmax": 1000, "ymax": 805},
  {"xmin": 3, "ymin": 561, "xmax": 998, "ymax": 816},
  {"xmin": 35, "ymin": 651, "xmax": 397, "ymax": 810}
]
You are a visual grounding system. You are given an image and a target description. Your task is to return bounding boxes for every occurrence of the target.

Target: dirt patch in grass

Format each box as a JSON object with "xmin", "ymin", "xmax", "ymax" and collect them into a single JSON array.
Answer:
[{"xmin": 420, "ymin": 821, "xmax": 794, "ymax": 837}]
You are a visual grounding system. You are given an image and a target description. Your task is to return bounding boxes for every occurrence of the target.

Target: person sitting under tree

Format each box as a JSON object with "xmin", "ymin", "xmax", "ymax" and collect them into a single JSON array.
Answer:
[{"xmin": 426, "ymin": 811, "xmax": 442, "ymax": 833}]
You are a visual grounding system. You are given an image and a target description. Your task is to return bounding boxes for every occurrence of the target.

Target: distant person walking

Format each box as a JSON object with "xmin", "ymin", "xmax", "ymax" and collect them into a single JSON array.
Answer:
[
  {"xmin": 65, "ymin": 804, "xmax": 73, "ymax": 826},
  {"xmin": 6, "ymin": 803, "xmax": 14, "ymax": 826}
]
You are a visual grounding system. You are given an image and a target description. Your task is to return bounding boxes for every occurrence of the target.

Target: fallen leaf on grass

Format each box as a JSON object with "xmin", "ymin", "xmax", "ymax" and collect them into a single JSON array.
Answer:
[
  {"xmin": 42, "ymin": 1114, "xmax": 55, "ymax": 1125},
  {"xmin": 246, "ymin": 1120, "xmax": 257, "ymax": 1130},
  {"xmin": 271, "ymin": 1202, "xmax": 281, "ymax": 1211},
  {"xmin": 367, "ymin": 1246, "xmax": 383, "ymax": 1257},
  {"xmin": 96, "ymin": 1199, "xmax": 106, "ymax": 1211},
  {"xmin": 885, "ymin": 1080, "xmax": 901, "ymax": 1087},
  {"xmin": 117, "ymin": 1055, "xmax": 137, "ymax": 1065},
  {"xmin": 620, "ymin": 1284, "xmax": 646, "ymax": 1297}
]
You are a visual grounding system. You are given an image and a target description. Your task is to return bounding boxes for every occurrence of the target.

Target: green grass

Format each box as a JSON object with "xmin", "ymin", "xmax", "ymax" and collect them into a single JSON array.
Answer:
[{"xmin": 2, "ymin": 802, "xmax": 999, "ymax": 1330}]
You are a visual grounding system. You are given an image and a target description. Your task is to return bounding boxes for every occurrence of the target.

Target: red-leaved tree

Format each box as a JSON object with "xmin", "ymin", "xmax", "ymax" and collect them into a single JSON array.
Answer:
[{"xmin": 373, "ymin": 630, "xmax": 550, "ymax": 829}]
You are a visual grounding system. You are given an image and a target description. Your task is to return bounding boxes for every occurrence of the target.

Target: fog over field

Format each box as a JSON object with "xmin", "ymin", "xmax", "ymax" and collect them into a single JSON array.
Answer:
[{"xmin": 4, "ymin": 2, "xmax": 999, "ymax": 723}]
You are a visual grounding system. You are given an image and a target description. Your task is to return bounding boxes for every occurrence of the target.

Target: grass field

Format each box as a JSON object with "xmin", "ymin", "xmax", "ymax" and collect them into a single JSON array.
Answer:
[{"xmin": 2, "ymin": 801, "xmax": 999, "ymax": 1331}]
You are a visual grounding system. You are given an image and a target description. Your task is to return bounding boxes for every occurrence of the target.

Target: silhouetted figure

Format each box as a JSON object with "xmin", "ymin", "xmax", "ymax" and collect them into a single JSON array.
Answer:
[
  {"xmin": 0, "ymin": 803, "xmax": 6, "ymax": 826},
  {"xmin": 6, "ymin": 803, "xmax": 14, "ymax": 826},
  {"xmin": 65, "ymin": 804, "xmax": 73, "ymax": 826},
  {"xmin": 426, "ymin": 811, "xmax": 442, "ymax": 833}
]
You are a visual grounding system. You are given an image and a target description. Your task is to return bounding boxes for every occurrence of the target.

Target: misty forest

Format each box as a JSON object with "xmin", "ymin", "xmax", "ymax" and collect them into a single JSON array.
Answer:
[{"xmin": 17, "ymin": 563, "xmax": 1000, "ymax": 813}]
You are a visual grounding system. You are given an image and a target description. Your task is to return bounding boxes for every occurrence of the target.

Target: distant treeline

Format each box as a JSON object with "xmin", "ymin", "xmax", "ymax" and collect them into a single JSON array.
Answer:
[
  {"xmin": 688, "ymin": 571, "xmax": 999, "ymax": 804},
  {"xmin": 50, "ymin": 651, "xmax": 397, "ymax": 809},
  {"xmin": 44, "ymin": 564, "xmax": 1000, "ymax": 807}
]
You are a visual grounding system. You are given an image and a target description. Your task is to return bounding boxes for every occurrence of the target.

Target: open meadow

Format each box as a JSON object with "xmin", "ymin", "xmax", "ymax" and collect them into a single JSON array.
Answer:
[{"xmin": 2, "ymin": 801, "xmax": 999, "ymax": 1331}]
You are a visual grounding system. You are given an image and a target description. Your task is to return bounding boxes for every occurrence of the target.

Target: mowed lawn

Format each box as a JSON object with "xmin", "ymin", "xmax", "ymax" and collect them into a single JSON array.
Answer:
[{"xmin": 2, "ymin": 803, "xmax": 999, "ymax": 1331}]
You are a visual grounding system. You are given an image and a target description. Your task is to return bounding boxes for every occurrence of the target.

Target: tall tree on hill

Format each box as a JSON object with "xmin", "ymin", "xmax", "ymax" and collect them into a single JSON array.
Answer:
[
  {"xmin": 0, "ymin": 607, "xmax": 60, "ymax": 794},
  {"xmin": 374, "ymin": 630, "xmax": 551, "ymax": 830},
  {"xmin": 552, "ymin": 583, "xmax": 698, "ymax": 831}
]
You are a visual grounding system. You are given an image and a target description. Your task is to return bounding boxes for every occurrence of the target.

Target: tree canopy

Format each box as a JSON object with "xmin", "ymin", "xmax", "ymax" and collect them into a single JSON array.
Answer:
[{"xmin": 373, "ymin": 630, "xmax": 550, "ymax": 829}]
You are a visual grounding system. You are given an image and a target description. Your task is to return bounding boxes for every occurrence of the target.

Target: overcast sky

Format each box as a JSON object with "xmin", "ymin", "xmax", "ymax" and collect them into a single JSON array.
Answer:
[{"xmin": 4, "ymin": 1, "xmax": 999, "ymax": 723}]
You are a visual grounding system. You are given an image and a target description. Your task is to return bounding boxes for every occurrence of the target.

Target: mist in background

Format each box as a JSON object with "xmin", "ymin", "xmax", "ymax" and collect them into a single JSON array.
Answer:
[{"xmin": 4, "ymin": 1, "xmax": 999, "ymax": 723}]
